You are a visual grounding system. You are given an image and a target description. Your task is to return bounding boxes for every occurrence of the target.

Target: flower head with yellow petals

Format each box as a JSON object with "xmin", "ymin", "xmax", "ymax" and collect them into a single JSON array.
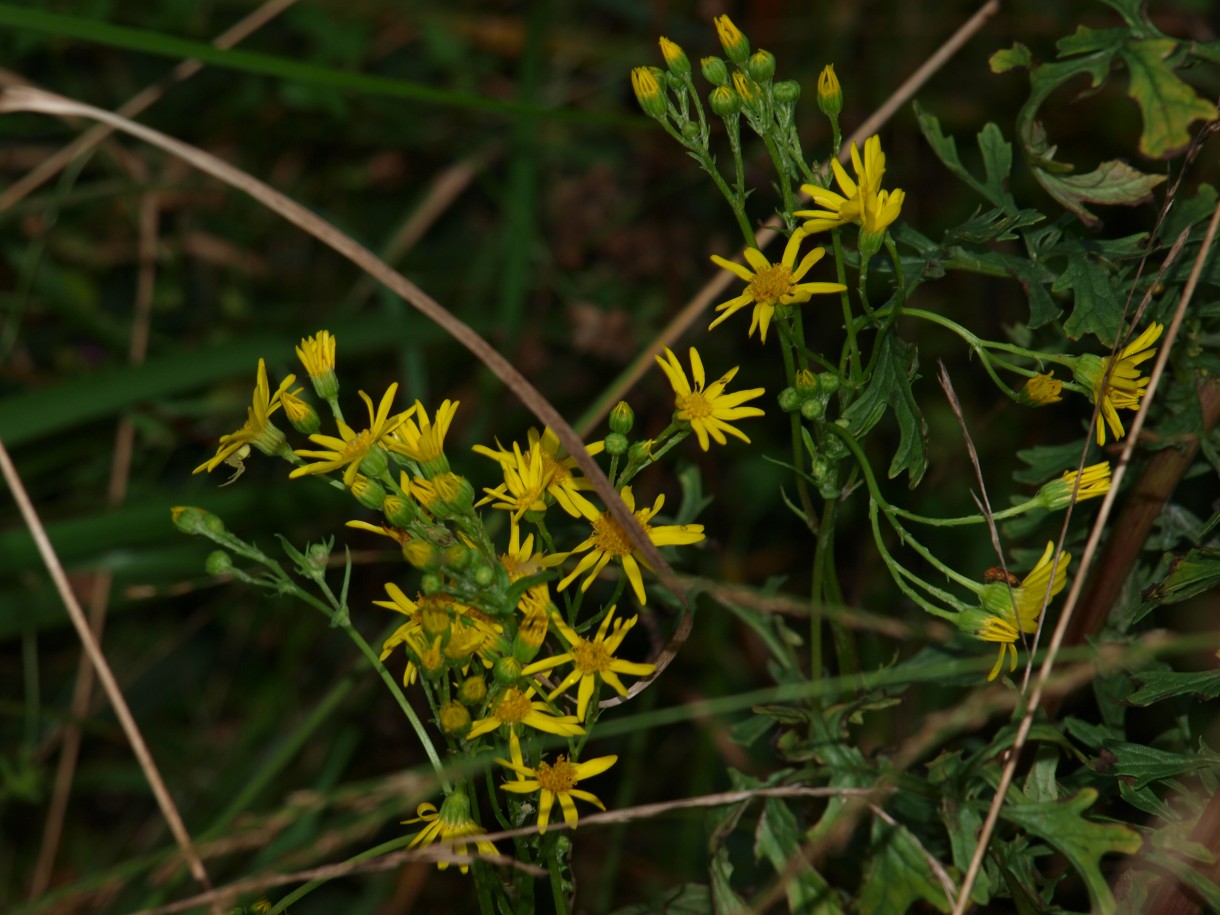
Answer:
[
  {"xmin": 194, "ymin": 359, "xmax": 295, "ymax": 475},
  {"xmin": 498, "ymin": 748, "xmax": 617, "ymax": 834},
  {"xmin": 556, "ymin": 487, "xmax": 704, "ymax": 605},
  {"xmin": 289, "ymin": 385, "xmax": 406, "ymax": 488},
  {"xmin": 655, "ymin": 346, "xmax": 765, "ymax": 450},
  {"xmin": 404, "ymin": 790, "xmax": 497, "ymax": 873},
  {"xmin": 388, "ymin": 399, "xmax": 460, "ymax": 476},
  {"xmin": 1072, "ymin": 323, "xmax": 1163, "ymax": 445},
  {"xmin": 709, "ymin": 230, "xmax": 846, "ymax": 343}
]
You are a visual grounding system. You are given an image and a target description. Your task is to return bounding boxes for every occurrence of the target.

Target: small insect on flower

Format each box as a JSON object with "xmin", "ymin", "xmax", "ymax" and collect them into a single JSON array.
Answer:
[
  {"xmin": 220, "ymin": 444, "xmax": 251, "ymax": 487},
  {"xmin": 983, "ymin": 567, "xmax": 1021, "ymax": 586}
]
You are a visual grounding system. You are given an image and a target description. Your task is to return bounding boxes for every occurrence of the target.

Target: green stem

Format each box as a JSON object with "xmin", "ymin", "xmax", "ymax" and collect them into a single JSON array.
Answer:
[
  {"xmin": 830, "ymin": 230, "xmax": 861, "ymax": 383},
  {"xmin": 778, "ymin": 338, "xmax": 817, "ymax": 531},
  {"xmin": 547, "ymin": 833, "xmax": 571, "ymax": 915},
  {"xmin": 867, "ymin": 501, "xmax": 964, "ymax": 621},
  {"xmin": 763, "ymin": 132, "xmax": 796, "ymax": 226}
]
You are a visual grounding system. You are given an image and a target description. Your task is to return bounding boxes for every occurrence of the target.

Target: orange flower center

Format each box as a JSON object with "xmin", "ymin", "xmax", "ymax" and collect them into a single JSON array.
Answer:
[
  {"xmin": 495, "ymin": 688, "xmax": 530, "ymax": 723},
  {"xmin": 572, "ymin": 637, "xmax": 611, "ymax": 673},
  {"xmin": 591, "ymin": 511, "xmax": 648, "ymax": 559},
  {"xmin": 747, "ymin": 264, "xmax": 793, "ymax": 305},
  {"xmin": 340, "ymin": 429, "xmax": 374, "ymax": 462},
  {"xmin": 535, "ymin": 756, "xmax": 578, "ymax": 792},
  {"xmin": 676, "ymin": 391, "xmax": 712, "ymax": 420}
]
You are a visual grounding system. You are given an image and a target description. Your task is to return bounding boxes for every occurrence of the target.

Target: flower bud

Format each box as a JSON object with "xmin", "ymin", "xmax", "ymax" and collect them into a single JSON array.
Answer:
[
  {"xmin": 357, "ymin": 445, "xmax": 388, "ymax": 481},
  {"xmin": 746, "ymin": 49, "xmax": 775, "ymax": 83},
  {"xmin": 680, "ymin": 121, "xmax": 700, "ymax": 143},
  {"xmin": 306, "ymin": 542, "xmax": 330, "ymax": 572},
  {"xmin": 609, "ymin": 401, "xmax": 635, "ymax": 435},
  {"xmin": 731, "ymin": 71, "xmax": 760, "ymax": 110},
  {"xmin": 350, "ymin": 474, "xmax": 387, "ymax": 510},
  {"xmin": 472, "ymin": 561, "xmax": 496, "ymax": 588},
  {"xmin": 421, "ymin": 573, "xmax": 444, "ymax": 596},
  {"xmin": 493, "ymin": 655, "xmax": 523, "ymax": 685},
  {"xmin": 171, "ymin": 506, "xmax": 225, "ymax": 537},
  {"xmin": 658, "ymin": 36, "xmax": 691, "ymax": 77},
  {"xmin": 631, "ymin": 66, "xmax": 668, "ymax": 119},
  {"xmin": 772, "ymin": 80, "xmax": 800, "ymax": 106},
  {"xmin": 794, "ymin": 369, "xmax": 818, "ymax": 395},
  {"xmin": 800, "ymin": 398, "xmax": 825, "ymax": 421},
  {"xmin": 438, "ymin": 700, "xmax": 471, "ymax": 737},
  {"xmin": 205, "ymin": 550, "xmax": 233, "ymax": 575},
  {"xmin": 628, "ymin": 440, "xmax": 653, "ymax": 464},
  {"xmin": 382, "ymin": 493, "xmax": 417, "ymax": 527},
  {"xmin": 714, "ymin": 14, "xmax": 750, "ymax": 65},
  {"xmin": 281, "ymin": 391, "xmax": 321, "ymax": 435},
  {"xmin": 777, "ymin": 387, "xmax": 801, "ymax": 413},
  {"xmin": 817, "ymin": 65, "xmax": 842, "ymax": 118},
  {"xmin": 605, "ymin": 432, "xmax": 629, "ymax": 456},
  {"xmin": 709, "ymin": 85, "xmax": 740, "ymax": 117},
  {"xmin": 818, "ymin": 372, "xmax": 842, "ymax": 395},
  {"xmin": 457, "ymin": 675, "xmax": 487, "ymax": 706},
  {"xmin": 701, "ymin": 56, "xmax": 729, "ymax": 86}
]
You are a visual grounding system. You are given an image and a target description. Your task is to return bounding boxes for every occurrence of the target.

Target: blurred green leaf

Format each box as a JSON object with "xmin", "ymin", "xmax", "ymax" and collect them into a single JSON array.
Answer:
[
  {"xmin": 1128, "ymin": 668, "xmax": 1220, "ymax": 705},
  {"xmin": 1120, "ymin": 39, "xmax": 1219, "ymax": 158},
  {"xmin": 1108, "ymin": 740, "xmax": 1220, "ymax": 789},
  {"xmin": 858, "ymin": 817, "xmax": 951, "ymax": 914}
]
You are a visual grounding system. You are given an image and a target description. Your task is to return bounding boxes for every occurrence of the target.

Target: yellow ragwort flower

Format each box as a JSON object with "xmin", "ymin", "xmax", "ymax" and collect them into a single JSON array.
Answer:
[
  {"xmin": 387, "ymin": 399, "xmax": 459, "ymax": 475},
  {"xmin": 655, "ymin": 346, "xmax": 765, "ymax": 450},
  {"xmin": 523, "ymin": 605, "xmax": 656, "ymax": 721},
  {"xmin": 296, "ymin": 330, "xmax": 338, "ymax": 400},
  {"xmin": 1036, "ymin": 462, "xmax": 1111, "ymax": 510},
  {"xmin": 817, "ymin": 64, "xmax": 842, "ymax": 117},
  {"xmin": 971, "ymin": 542, "xmax": 1071, "ymax": 681},
  {"xmin": 498, "ymin": 749, "xmax": 617, "ymax": 834},
  {"xmin": 713, "ymin": 14, "xmax": 749, "ymax": 64},
  {"xmin": 474, "ymin": 429, "xmax": 603, "ymax": 519},
  {"xmin": 709, "ymin": 229, "xmax": 846, "ymax": 343},
  {"xmin": 404, "ymin": 790, "xmax": 497, "ymax": 873},
  {"xmin": 796, "ymin": 135, "xmax": 905, "ymax": 238},
  {"xmin": 194, "ymin": 359, "xmax": 295, "ymax": 475},
  {"xmin": 1072, "ymin": 323, "xmax": 1163, "ymax": 445},
  {"xmin": 556, "ymin": 486, "xmax": 704, "ymax": 605},
  {"xmin": 467, "ymin": 684, "xmax": 585, "ymax": 740},
  {"xmin": 289, "ymin": 385, "xmax": 405, "ymax": 488}
]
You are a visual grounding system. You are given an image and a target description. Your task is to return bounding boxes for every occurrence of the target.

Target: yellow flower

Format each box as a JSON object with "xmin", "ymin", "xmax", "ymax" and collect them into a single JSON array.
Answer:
[
  {"xmin": 709, "ymin": 230, "xmax": 846, "ymax": 343},
  {"xmin": 498, "ymin": 751, "xmax": 617, "ymax": 834},
  {"xmin": 556, "ymin": 486, "xmax": 704, "ymax": 605},
  {"xmin": 968, "ymin": 542, "xmax": 1071, "ymax": 681},
  {"xmin": 296, "ymin": 330, "xmax": 338, "ymax": 400},
  {"xmin": 796, "ymin": 135, "xmax": 905, "ymax": 239},
  {"xmin": 1036, "ymin": 462, "xmax": 1111, "ymax": 510},
  {"xmin": 404, "ymin": 790, "xmax": 497, "ymax": 874},
  {"xmin": 1072, "ymin": 323, "xmax": 1163, "ymax": 445},
  {"xmin": 523, "ymin": 605, "xmax": 656, "ymax": 721},
  {"xmin": 474, "ymin": 428, "xmax": 603, "ymax": 519},
  {"xmin": 289, "ymin": 385, "xmax": 405, "ymax": 488},
  {"xmin": 1022, "ymin": 372, "xmax": 1063, "ymax": 405},
  {"xmin": 194, "ymin": 359, "xmax": 295, "ymax": 475},
  {"xmin": 467, "ymin": 684, "xmax": 584, "ymax": 740},
  {"xmin": 387, "ymin": 399, "xmax": 460, "ymax": 475},
  {"xmin": 655, "ymin": 346, "xmax": 765, "ymax": 450}
]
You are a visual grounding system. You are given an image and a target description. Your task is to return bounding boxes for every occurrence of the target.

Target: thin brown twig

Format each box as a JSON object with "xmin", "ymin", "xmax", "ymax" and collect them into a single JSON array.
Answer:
[
  {"xmin": 0, "ymin": 0, "xmax": 300, "ymax": 214},
  {"xmin": 27, "ymin": 189, "xmax": 161, "ymax": 899},
  {"xmin": 575, "ymin": 0, "xmax": 1003, "ymax": 438},
  {"xmin": 951, "ymin": 193, "xmax": 1220, "ymax": 915},
  {"xmin": 0, "ymin": 437, "xmax": 218, "ymax": 911}
]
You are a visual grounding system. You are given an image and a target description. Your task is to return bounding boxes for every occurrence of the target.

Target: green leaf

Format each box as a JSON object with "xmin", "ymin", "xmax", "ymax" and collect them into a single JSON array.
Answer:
[
  {"xmin": 1000, "ymin": 788, "xmax": 1142, "ymax": 914},
  {"xmin": 914, "ymin": 104, "xmax": 1017, "ymax": 212},
  {"xmin": 1120, "ymin": 38, "xmax": 1219, "ymax": 158},
  {"xmin": 1128, "ymin": 669, "xmax": 1220, "ymax": 705},
  {"xmin": 611, "ymin": 884, "xmax": 715, "ymax": 915},
  {"xmin": 1141, "ymin": 548, "xmax": 1220, "ymax": 606},
  {"xmin": 1058, "ymin": 25, "xmax": 1129, "ymax": 56},
  {"xmin": 755, "ymin": 798, "xmax": 843, "ymax": 914},
  {"xmin": 858, "ymin": 817, "xmax": 951, "ymax": 914},
  {"xmin": 1035, "ymin": 159, "xmax": 1165, "ymax": 228},
  {"xmin": 1108, "ymin": 741, "xmax": 1220, "ymax": 789},
  {"xmin": 709, "ymin": 847, "xmax": 750, "ymax": 915},
  {"xmin": 842, "ymin": 334, "xmax": 928, "ymax": 486},
  {"xmin": 940, "ymin": 797, "xmax": 992, "ymax": 904},
  {"xmin": 989, "ymin": 43, "xmax": 1033, "ymax": 74},
  {"xmin": 1056, "ymin": 251, "xmax": 1125, "ymax": 345}
]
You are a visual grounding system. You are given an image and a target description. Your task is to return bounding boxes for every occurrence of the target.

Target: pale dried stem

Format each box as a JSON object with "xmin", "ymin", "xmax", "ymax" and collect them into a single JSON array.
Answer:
[
  {"xmin": 951, "ymin": 197, "xmax": 1220, "ymax": 914},
  {"xmin": 576, "ymin": 0, "xmax": 1002, "ymax": 438},
  {"xmin": 0, "ymin": 0, "xmax": 300, "ymax": 213},
  {"xmin": 0, "ymin": 438, "xmax": 218, "ymax": 910}
]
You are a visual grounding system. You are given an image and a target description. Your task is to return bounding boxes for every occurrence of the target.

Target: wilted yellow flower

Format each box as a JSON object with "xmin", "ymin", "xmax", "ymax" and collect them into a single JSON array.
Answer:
[
  {"xmin": 796, "ymin": 136, "xmax": 905, "ymax": 243},
  {"xmin": 1022, "ymin": 372, "xmax": 1063, "ymax": 405},
  {"xmin": 1036, "ymin": 462, "xmax": 1111, "ymax": 510},
  {"xmin": 296, "ymin": 330, "xmax": 338, "ymax": 399},
  {"xmin": 194, "ymin": 359, "xmax": 295, "ymax": 475},
  {"xmin": 404, "ymin": 790, "xmax": 497, "ymax": 874}
]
